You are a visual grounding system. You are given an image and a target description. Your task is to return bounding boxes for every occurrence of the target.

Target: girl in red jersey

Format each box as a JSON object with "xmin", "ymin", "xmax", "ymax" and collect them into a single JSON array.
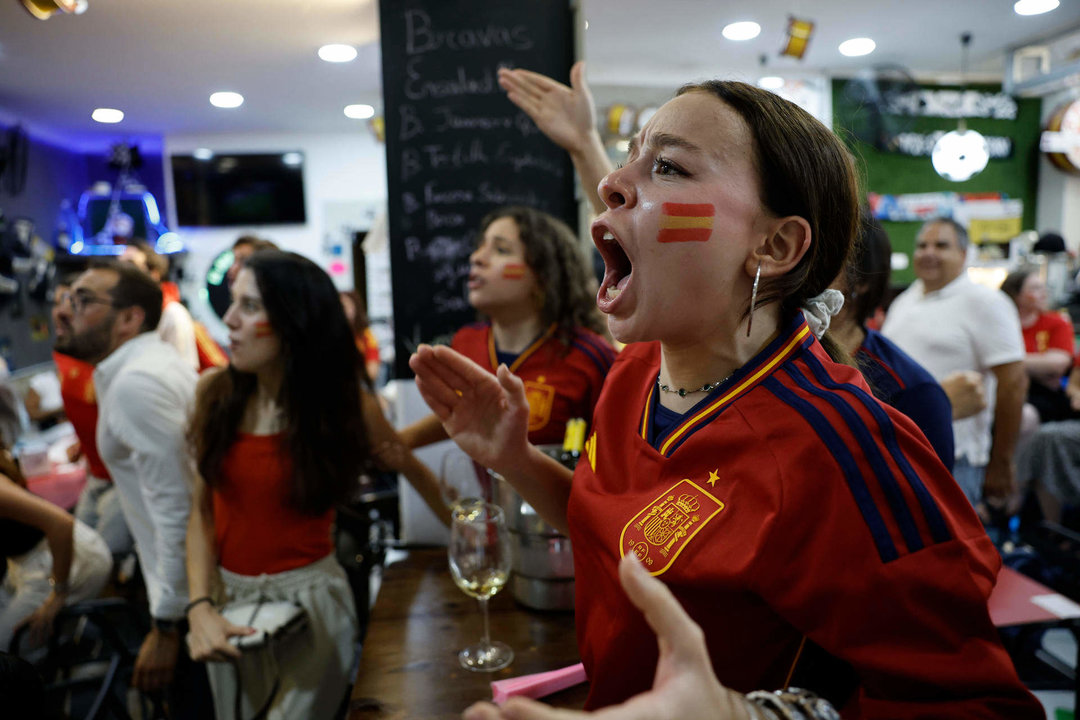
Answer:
[
  {"xmin": 1001, "ymin": 268, "xmax": 1076, "ymax": 423},
  {"xmin": 401, "ymin": 206, "xmax": 616, "ymax": 450},
  {"xmin": 412, "ymin": 82, "xmax": 1043, "ymax": 719},
  {"xmin": 184, "ymin": 251, "xmax": 444, "ymax": 718}
]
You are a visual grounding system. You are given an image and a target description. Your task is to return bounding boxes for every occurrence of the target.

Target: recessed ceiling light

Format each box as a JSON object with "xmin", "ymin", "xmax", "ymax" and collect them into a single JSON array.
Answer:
[
  {"xmin": 193, "ymin": 148, "xmax": 213, "ymax": 160},
  {"xmin": 344, "ymin": 104, "xmax": 376, "ymax": 120},
  {"xmin": 318, "ymin": 44, "xmax": 358, "ymax": 63},
  {"xmin": 210, "ymin": 91, "xmax": 244, "ymax": 108},
  {"xmin": 839, "ymin": 38, "xmax": 876, "ymax": 57},
  {"xmin": 722, "ymin": 21, "xmax": 761, "ymax": 41},
  {"xmin": 1014, "ymin": 0, "xmax": 1059, "ymax": 15},
  {"xmin": 91, "ymin": 108, "xmax": 123, "ymax": 124},
  {"xmin": 758, "ymin": 76, "xmax": 785, "ymax": 90},
  {"xmin": 584, "ymin": 20, "xmax": 589, "ymax": 30}
]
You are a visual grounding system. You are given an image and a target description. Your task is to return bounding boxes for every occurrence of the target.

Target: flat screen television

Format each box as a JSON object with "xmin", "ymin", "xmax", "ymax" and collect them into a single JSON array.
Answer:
[{"xmin": 171, "ymin": 151, "xmax": 307, "ymax": 226}]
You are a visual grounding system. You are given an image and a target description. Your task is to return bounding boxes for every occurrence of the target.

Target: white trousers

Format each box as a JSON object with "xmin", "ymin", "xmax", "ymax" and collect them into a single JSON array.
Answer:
[
  {"xmin": 0, "ymin": 519, "xmax": 113, "ymax": 652},
  {"xmin": 205, "ymin": 554, "xmax": 359, "ymax": 720}
]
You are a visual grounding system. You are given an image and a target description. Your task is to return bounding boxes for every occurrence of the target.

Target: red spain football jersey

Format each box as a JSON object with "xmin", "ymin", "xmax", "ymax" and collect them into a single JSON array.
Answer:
[
  {"xmin": 54, "ymin": 351, "xmax": 111, "ymax": 480},
  {"xmin": 451, "ymin": 323, "xmax": 615, "ymax": 446},
  {"xmin": 1023, "ymin": 311, "xmax": 1073, "ymax": 356},
  {"xmin": 567, "ymin": 314, "xmax": 1041, "ymax": 718}
]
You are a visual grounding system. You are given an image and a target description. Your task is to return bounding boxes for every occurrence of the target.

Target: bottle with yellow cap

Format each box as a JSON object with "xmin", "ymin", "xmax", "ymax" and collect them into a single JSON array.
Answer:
[{"xmin": 558, "ymin": 418, "xmax": 586, "ymax": 469}]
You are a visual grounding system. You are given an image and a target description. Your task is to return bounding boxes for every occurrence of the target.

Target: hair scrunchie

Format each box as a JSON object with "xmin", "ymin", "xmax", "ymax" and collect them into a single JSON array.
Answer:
[{"xmin": 802, "ymin": 289, "xmax": 844, "ymax": 339}]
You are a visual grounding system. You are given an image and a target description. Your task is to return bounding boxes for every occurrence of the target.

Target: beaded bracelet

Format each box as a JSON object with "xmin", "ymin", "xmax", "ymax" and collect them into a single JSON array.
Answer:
[{"xmin": 746, "ymin": 688, "xmax": 839, "ymax": 720}]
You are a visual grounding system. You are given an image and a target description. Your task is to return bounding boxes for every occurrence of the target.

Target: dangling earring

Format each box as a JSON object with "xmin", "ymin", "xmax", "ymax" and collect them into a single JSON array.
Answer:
[{"xmin": 746, "ymin": 261, "xmax": 761, "ymax": 338}]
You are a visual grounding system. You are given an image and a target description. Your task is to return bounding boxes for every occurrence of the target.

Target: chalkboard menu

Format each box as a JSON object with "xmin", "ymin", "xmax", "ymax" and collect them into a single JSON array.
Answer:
[{"xmin": 379, "ymin": 0, "xmax": 576, "ymax": 378}]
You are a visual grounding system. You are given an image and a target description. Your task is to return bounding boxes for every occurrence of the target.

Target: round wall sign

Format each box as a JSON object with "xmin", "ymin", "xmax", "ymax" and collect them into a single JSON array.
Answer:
[{"xmin": 1044, "ymin": 98, "xmax": 1080, "ymax": 175}]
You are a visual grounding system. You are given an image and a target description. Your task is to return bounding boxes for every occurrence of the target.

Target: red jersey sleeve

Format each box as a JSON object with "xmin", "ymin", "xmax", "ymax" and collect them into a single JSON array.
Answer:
[{"xmin": 750, "ymin": 360, "xmax": 1041, "ymax": 718}]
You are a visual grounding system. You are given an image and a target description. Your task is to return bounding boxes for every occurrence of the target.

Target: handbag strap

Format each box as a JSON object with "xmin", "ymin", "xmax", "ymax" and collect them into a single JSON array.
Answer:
[
  {"xmin": 234, "ymin": 596, "xmax": 281, "ymax": 720},
  {"xmin": 235, "ymin": 665, "xmax": 280, "ymax": 720}
]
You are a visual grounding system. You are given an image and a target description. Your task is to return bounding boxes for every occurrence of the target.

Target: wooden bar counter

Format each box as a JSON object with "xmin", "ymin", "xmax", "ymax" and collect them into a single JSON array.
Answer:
[{"xmin": 348, "ymin": 548, "xmax": 588, "ymax": 719}]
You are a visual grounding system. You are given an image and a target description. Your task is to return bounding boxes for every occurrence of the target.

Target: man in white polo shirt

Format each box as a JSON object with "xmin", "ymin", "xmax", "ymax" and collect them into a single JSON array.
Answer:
[
  {"xmin": 882, "ymin": 217, "xmax": 1027, "ymax": 510},
  {"xmin": 60, "ymin": 261, "xmax": 202, "ymax": 710}
]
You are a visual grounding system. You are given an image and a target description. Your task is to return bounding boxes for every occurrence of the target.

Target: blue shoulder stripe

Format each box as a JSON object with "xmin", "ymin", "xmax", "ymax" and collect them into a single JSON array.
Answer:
[
  {"xmin": 783, "ymin": 365, "xmax": 924, "ymax": 554},
  {"xmin": 572, "ymin": 340, "xmax": 613, "ymax": 376},
  {"xmin": 764, "ymin": 376, "xmax": 898, "ymax": 563},
  {"xmin": 801, "ymin": 353, "xmax": 951, "ymax": 545},
  {"xmin": 574, "ymin": 331, "xmax": 616, "ymax": 367}
]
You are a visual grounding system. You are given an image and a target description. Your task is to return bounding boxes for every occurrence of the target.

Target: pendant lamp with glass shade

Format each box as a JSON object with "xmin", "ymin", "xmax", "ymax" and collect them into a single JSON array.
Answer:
[{"xmin": 932, "ymin": 33, "xmax": 990, "ymax": 182}]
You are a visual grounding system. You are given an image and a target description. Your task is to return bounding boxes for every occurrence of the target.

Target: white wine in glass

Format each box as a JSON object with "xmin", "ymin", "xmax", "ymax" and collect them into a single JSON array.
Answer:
[
  {"xmin": 439, "ymin": 448, "xmax": 490, "ymax": 512},
  {"xmin": 448, "ymin": 499, "xmax": 514, "ymax": 672}
]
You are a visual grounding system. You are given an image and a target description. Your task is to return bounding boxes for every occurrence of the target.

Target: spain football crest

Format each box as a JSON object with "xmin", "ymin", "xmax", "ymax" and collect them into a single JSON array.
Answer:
[
  {"xmin": 620, "ymin": 478, "xmax": 724, "ymax": 576},
  {"xmin": 524, "ymin": 379, "xmax": 555, "ymax": 432}
]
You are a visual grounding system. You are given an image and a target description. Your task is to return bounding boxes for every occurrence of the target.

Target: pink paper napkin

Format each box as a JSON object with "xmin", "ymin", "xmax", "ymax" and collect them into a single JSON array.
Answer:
[{"xmin": 491, "ymin": 663, "xmax": 587, "ymax": 705}]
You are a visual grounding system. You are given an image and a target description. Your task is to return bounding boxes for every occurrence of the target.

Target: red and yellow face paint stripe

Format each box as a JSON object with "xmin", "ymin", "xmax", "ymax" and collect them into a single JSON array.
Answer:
[
  {"xmin": 658, "ymin": 203, "xmax": 715, "ymax": 243},
  {"xmin": 502, "ymin": 263, "xmax": 527, "ymax": 280},
  {"xmin": 254, "ymin": 321, "xmax": 274, "ymax": 338}
]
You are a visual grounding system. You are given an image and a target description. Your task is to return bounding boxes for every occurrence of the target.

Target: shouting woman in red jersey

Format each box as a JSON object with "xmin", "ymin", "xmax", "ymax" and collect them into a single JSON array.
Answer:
[{"xmin": 413, "ymin": 81, "xmax": 1043, "ymax": 719}]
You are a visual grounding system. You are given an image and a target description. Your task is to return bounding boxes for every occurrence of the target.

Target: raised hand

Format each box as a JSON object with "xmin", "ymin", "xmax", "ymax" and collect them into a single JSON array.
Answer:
[
  {"xmin": 498, "ymin": 61, "xmax": 613, "ymax": 214},
  {"xmin": 461, "ymin": 554, "xmax": 754, "ymax": 720},
  {"xmin": 409, "ymin": 345, "xmax": 531, "ymax": 476},
  {"xmin": 498, "ymin": 61, "xmax": 597, "ymax": 156}
]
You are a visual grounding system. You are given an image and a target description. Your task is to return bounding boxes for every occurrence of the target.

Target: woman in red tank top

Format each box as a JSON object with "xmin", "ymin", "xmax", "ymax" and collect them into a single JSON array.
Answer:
[{"xmin": 183, "ymin": 251, "xmax": 445, "ymax": 719}]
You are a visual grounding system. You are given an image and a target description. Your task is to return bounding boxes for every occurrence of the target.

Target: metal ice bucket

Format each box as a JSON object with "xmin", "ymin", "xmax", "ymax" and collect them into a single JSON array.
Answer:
[{"xmin": 492, "ymin": 446, "xmax": 575, "ymax": 611}]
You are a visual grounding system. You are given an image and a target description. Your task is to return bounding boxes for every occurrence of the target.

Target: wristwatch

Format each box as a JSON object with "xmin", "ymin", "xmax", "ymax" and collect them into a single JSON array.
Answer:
[{"xmin": 152, "ymin": 617, "xmax": 182, "ymax": 634}]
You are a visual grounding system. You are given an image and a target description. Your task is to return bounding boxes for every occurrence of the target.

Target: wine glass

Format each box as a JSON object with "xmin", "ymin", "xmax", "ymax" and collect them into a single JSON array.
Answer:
[
  {"xmin": 439, "ymin": 448, "xmax": 491, "ymax": 511},
  {"xmin": 448, "ymin": 499, "xmax": 514, "ymax": 672}
]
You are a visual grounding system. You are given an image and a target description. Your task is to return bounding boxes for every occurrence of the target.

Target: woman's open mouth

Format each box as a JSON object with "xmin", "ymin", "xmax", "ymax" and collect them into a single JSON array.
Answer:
[{"xmin": 592, "ymin": 223, "xmax": 633, "ymax": 308}]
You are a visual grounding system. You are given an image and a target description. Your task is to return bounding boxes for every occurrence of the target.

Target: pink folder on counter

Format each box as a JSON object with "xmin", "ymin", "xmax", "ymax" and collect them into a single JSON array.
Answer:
[{"xmin": 491, "ymin": 663, "xmax": 587, "ymax": 705}]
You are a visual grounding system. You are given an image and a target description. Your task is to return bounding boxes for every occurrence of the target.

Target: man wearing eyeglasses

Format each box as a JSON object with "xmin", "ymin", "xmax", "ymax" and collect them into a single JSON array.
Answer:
[
  {"xmin": 47, "ymin": 273, "xmax": 137, "ymax": 563},
  {"xmin": 59, "ymin": 262, "xmax": 204, "ymax": 713}
]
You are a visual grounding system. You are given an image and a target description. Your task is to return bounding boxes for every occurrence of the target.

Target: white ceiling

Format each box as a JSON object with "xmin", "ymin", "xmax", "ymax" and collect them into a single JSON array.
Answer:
[{"xmin": 0, "ymin": 0, "xmax": 1078, "ymax": 150}]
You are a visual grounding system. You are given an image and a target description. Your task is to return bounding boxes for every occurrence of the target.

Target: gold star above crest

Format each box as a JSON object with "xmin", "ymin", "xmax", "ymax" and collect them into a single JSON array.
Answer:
[{"xmin": 707, "ymin": 469, "xmax": 719, "ymax": 487}]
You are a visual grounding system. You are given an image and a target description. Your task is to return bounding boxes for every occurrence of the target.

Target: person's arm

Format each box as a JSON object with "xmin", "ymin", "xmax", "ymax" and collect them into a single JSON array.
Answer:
[
  {"xmin": 750, "ymin": 434, "xmax": 1042, "ymax": 717},
  {"xmin": 365, "ymin": 360, "xmax": 382, "ymax": 385},
  {"xmin": 1023, "ymin": 348, "xmax": 1072, "ymax": 387},
  {"xmin": 398, "ymin": 412, "xmax": 450, "ymax": 449},
  {"xmin": 938, "ymin": 370, "xmax": 986, "ymax": 420},
  {"xmin": 984, "ymin": 360, "xmax": 1028, "ymax": 502},
  {"xmin": 410, "ymin": 344, "xmax": 574, "ymax": 534},
  {"xmin": 889, "ymin": 382, "xmax": 955, "ymax": 473},
  {"xmin": 361, "ymin": 391, "xmax": 450, "ymax": 527},
  {"xmin": 463, "ymin": 554, "xmax": 759, "ymax": 720},
  {"xmin": 0, "ymin": 475, "xmax": 74, "ymax": 645},
  {"xmin": 184, "ymin": 468, "xmax": 253, "ymax": 662},
  {"xmin": 108, "ymin": 369, "xmax": 195, "ymax": 691},
  {"xmin": 498, "ymin": 61, "xmax": 613, "ymax": 215}
]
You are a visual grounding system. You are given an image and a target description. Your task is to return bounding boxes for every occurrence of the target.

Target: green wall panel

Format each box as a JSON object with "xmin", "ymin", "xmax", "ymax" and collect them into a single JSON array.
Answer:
[{"xmin": 831, "ymin": 79, "xmax": 1042, "ymax": 285}]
